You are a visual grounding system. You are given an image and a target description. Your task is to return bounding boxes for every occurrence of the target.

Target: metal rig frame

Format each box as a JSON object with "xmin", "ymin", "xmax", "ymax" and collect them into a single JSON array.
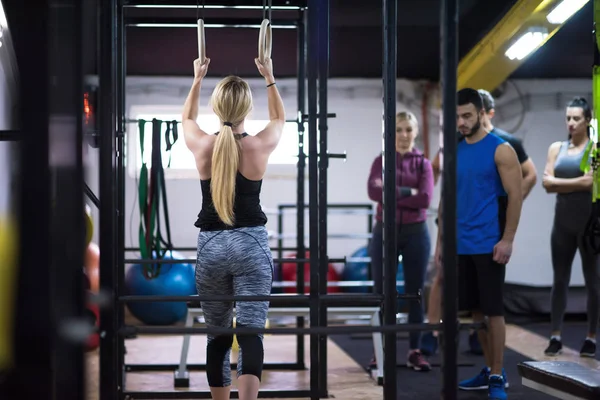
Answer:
[{"xmin": 94, "ymin": 1, "xmax": 459, "ymax": 400}]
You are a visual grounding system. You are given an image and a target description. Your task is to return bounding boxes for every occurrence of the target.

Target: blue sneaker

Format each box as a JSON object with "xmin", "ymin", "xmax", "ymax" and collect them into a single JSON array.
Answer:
[
  {"xmin": 420, "ymin": 332, "xmax": 438, "ymax": 356},
  {"xmin": 458, "ymin": 367, "xmax": 510, "ymax": 390},
  {"xmin": 459, "ymin": 366, "xmax": 490, "ymax": 391},
  {"xmin": 488, "ymin": 375, "xmax": 507, "ymax": 399}
]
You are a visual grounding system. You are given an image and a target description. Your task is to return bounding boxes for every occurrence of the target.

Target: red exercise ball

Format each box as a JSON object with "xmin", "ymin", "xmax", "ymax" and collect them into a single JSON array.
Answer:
[
  {"xmin": 85, "ymin": 242, "xmax": 100, "ymax": 293},
  {"xmin": 85, "ymin": 294, "xmax": 100, "ymax": 352},
  {"xmin": 281, "ymin": 252, "xmax": 341, "ymax": 294}
]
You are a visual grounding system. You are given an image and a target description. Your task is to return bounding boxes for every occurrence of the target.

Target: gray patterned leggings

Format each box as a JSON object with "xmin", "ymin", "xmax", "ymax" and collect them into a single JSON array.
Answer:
[{"xmin": 195, "ymin": 226, "xmax": 273, "ymax": 387}]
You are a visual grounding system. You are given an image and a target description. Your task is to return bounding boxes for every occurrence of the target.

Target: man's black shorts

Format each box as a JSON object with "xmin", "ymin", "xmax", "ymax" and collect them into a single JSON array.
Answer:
[{"xmin": 458, "ymin": 253, "xmax": 505, "ymax": 317}]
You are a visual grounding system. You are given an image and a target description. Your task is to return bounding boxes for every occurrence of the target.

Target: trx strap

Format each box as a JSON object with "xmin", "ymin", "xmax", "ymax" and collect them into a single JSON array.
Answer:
[
  {"xmin": 164, "ymin": 120, "xmax": 179, "ymax": 168},
  {"xmin": 583, "ymin": 1, "xmax": 600, "ymax": 253},
  {"xmin": 138, "ymin": 119, "xmax": 152, "ymax": 262},
  {"xmin": 137, "ymin": 119, "xmax": 176, "ymax": 278}
]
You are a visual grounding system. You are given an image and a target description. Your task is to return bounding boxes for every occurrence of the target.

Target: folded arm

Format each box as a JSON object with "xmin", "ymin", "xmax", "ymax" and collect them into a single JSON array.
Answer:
[
  {"xmin": 367, "ymin": 156, "xmax": 384, "ymax": 202},
  {"xmin": 542, "ymin": 141, "xmax": 592, "ymax": 194},
  {"xmin": 397, "ymin": 159, "xmax": 434, "ymax": 209}
]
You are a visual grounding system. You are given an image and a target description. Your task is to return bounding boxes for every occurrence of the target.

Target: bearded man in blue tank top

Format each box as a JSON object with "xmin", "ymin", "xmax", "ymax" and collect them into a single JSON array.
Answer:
[{"xmin": 434, "ymin": 88, "xmax": 523, "ymax": 400}]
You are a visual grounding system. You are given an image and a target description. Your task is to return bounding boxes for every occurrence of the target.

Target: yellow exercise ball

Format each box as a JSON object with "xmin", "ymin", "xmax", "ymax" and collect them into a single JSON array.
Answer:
[
  {"xmin": 85, "ymin": 205, "xmax": 94, "ymax": 247},
  {"xmin": 0, "ymin": 215, "xmax": 18, "ymax": 370},
  {"xmin": 231, "ymin": 318, "xmax": 270, "ymax": 352}
]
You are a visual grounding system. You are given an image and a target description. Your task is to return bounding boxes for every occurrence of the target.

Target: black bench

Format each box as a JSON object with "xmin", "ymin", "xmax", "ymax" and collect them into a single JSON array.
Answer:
[{"xmin": 518, "ymin": 361, "xmax": 600, "ymax": 400}]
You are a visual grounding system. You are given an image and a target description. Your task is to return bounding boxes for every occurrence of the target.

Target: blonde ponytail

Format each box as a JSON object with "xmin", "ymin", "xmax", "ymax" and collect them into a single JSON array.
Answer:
[
  {"xmin": 211, "ymin": 126, "xmax": 241, "ymax": 226},
  {"xmin": 208, "ymin": 75, "xmax": 253, "ymax": 226}
]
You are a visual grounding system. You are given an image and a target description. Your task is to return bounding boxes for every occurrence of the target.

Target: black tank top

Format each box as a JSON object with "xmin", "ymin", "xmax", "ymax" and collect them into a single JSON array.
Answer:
[{"xmin": 194, "ymin": 133, "xmax": 268, "ymax": 231}]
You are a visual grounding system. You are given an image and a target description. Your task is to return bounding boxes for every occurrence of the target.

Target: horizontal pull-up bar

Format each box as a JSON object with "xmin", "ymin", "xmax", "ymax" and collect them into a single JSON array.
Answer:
[
  {"xmin": 117, "ymin": 292, "xmax": 419, "ymax": 304},
  {"xmin": 124, "ymin": 246, "xmax": 301, "ymax": 252},
  {"xmin": 126, "ymin": 17, "xmax": 297, "ymax": 29},
  {"xmin": 286, "ymin": 113, "xmax": 336, "ymax": 123},
  {"xmin": 124, "ymin": 257, "xmax": 347, "ymax": 264},
  {"xmin": 0, "ymin": 130, "xmax": 20, "ymax": 141},
  {"xmin": 124, "ymin": 0, "xmax": 306, "ymax": 9}
]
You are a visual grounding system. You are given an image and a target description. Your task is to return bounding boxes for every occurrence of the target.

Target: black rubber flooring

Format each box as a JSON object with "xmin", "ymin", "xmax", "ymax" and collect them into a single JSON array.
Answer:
[
  {"xmin": 330, "ymin": 326, "xmax": 564, "ymax": 399},
  {"xmin": 520, "ymin": 319, "xmax": 600, "ymax": 361}
]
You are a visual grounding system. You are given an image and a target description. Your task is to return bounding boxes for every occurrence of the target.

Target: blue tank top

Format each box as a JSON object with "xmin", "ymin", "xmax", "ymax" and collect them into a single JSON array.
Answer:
[{"xmin": 456, "ymin": 133, "xmax": 507, "ymax": 255}]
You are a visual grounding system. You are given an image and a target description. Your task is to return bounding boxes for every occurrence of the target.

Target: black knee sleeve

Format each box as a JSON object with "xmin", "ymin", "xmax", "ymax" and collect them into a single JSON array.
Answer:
[
  {"xmin": 236, "ymin": 328, "xmax": 264, "ymax": 381},
  {"xmin": 206, "ymin": 334, "xmax": 234, "ymax": 387}
]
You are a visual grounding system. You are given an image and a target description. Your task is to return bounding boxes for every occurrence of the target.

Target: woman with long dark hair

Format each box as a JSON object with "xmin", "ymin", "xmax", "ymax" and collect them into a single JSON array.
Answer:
[{"xmin": 542, "ymin": 97, "xmax": 600, "ymax": 358}]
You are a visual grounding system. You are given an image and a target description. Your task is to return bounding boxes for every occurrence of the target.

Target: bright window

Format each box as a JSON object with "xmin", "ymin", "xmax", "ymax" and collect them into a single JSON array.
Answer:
[{"xmin": 131, "ymin": 113, "xmax": 306, "ymax": 175}]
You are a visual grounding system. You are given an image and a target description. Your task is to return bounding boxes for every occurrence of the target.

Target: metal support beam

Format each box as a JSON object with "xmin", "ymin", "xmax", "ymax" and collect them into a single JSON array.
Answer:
[
  {"xmin": 3, "ymin": 0, "xmax": 53, "ymax": 398},
  {"xmin": 98, "ymin": 0, "xmax": 119, "ymax": 399},
  {"xmin": 307, "ymin": 1, "xmax": 320, "ymax": 399},
  {"xmin": 295, "ymin": 9, "xmax": 307, "ymax": 372},
  {"xmin": 458, "ymin": 0, "xmax": 589, "ymax": 91},
  {"xmin": 317, "ymin": 0, "xmax": 330, "ymax": 396},
  {"xmin": 125, "ymin": 17, "xmax": 298, "ymax": 28},
  {"xmin": 382, "ymin": 0, "xmax": 397, "ymax": 399},
  {"xmin": 441, "ymin": 0, "xmax": 459, "ymax": 398}
]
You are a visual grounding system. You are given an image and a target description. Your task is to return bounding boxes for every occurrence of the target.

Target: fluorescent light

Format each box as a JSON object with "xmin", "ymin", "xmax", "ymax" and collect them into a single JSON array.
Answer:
[
  {"xmin": 504, "ymin": 29, "xmax": 548, "ymax": 61},
  {"xmin": 546, "ymin": 0, "xmax": 589, "ymax": 24}
]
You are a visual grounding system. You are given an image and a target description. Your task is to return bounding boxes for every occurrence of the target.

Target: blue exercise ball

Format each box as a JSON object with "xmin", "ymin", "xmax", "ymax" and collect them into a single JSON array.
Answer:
[
  {"xmin": 396, "ymin": 261, "xmax": 405, "ymax": 308},
  {"xmin": 343, "ymin": 246, "xmax": 406, "ymax": 296},
  {"xmin": 125, "ymin": 250, "xmax": 196, "ymax": 325},
  {"xmin": 342, "ymin": 247, "xmax": 371, "ymax": 293}
]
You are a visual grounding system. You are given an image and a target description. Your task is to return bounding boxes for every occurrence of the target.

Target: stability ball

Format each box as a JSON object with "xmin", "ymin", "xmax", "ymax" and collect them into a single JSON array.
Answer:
[
  {"xmin": 85, "ymin": 242, "xmax": 100, "ymax": 293},
  {"xmin": 341, "ymin": 246, "xmax": 371, "ymax": 293},
  {"xmin": 396, "ymin": 260, "xmax": 406, "ymax": 309},
  {"xmin": 125, "ymin": 251, "xmax": 196, "ymax": 325},
  {"xmin": 281, "ymin": 252, "xmax": 340, "ymax": 294},
  {"xmin": 84, "ymin": 205, "xmax": 94, "ymax": 247},
  {"xmin": 342, "ymin": 246, "xmax": 405, "ymax": 296},
  {"xmin": 85, "ymin": 293, "xmax": 100, "ymax": 352}
]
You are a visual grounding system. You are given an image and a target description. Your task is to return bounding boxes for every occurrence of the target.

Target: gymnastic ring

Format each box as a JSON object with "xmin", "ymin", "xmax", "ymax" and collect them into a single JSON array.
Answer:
[
  {"xmin": 258, "ymin": 19, "xmax": 272, "ymax": 63},
  {"xmin": 197, "ymin": 19, "xmax": 206, "ymax": 64}
]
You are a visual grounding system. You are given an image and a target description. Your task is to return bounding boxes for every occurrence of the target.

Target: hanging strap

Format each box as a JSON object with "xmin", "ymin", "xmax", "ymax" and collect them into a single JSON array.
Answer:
[
  {"xmin": 137, "ymin": 120, "xmax": 151, "ymax": 261},
  {"xmin": 164, "ymin": 120, "xmax": 179, "ymax": 168}
]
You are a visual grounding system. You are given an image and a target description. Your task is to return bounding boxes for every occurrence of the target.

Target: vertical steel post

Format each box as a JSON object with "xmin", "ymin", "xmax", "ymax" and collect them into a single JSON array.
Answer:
[
  {"xmin": 440, "ymin": 0, "xmax": 459, "ymax": 398},
  {"xmin": 7, "ymin": 0, "xmax": 52, "ymax": 398},
  {"xmin": 98, "ymin": 0, "xmax": 118, "ymax": 398},
  {"xmin": 295, "ymin": 9, "xmax": 307, "ymax": 370},
  {"xmin": 307, "ymin": 1, "xmax": 320, "ymax": 399},
  {"xmin": 382, "ymin": 0, "xmax": 398, "ymax": 399},
  {"xmin": 48, "ymin": 0, "xmax": 86, "ymax": 398},
  {"xmin": 116, "ymin": 0, "xmax": 127, "ymax": 394},
  {"xmin": 317, "ymin": 0, "xmax": 330, "ymax": 396}
]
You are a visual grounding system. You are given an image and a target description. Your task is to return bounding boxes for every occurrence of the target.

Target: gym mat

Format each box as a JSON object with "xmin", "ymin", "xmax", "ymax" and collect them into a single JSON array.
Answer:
[
  {"xmin": 330, "ymin": 331, "xmax": 552, "ymax": 399},
  {"xmin": 519, "ymin": 321, "xmax": 600, "ymax": 361}
]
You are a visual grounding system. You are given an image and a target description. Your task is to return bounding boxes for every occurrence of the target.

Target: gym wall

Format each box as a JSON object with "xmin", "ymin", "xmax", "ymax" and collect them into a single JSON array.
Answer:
[{"xmin": 83, "ymin": 77, "xmax": 591, "ymax": 289}]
